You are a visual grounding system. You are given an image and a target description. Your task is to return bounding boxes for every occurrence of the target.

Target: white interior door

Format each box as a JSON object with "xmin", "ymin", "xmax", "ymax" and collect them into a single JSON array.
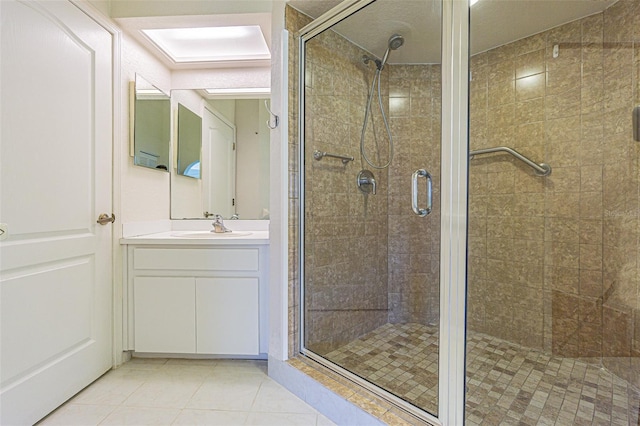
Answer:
[
  {"xmin": 202, "ymin": 108, "xmax": 236, "ymax": 218},
  {"xmin": 0, "ymin": 1, "xmax": 113, "ymax": 424}
]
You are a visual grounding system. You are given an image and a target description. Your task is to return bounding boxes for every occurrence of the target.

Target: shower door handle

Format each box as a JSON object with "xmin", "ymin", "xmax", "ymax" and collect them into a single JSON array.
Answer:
[{"xmin": 411, "ymin": 169, "xmax": 432, "ymax": 217}]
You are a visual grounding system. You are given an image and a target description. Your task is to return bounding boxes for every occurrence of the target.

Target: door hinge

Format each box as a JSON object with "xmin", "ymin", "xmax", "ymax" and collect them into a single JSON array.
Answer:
[{"xmin": 232, "ymin": 198, "xmax": 235, "ymax": 206}]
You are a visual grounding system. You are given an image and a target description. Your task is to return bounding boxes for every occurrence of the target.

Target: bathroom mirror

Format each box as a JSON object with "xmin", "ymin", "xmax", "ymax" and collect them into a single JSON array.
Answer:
[
  {"xmin": 177, "ymin": 103, "xmax": 202, "ymax": 179},
  {"xmin": 170, "ymin": 91, "xmax": 270, "ymax": 220},
  {"xmin": 131, "ymin": 74, "xmax": 171, "ymax": 171}
]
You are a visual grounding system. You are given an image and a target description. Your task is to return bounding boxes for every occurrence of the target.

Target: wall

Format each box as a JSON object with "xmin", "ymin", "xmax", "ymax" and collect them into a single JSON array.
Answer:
[
  {"xmin": 209, "ymin": 99, "xmax": 236, "ymax": 123},
  {"xmin": 467, "ymin": 0, "xmax": 640, "ymax": 387},
  {"xmin": 235, "ymin": 100, "xmax": 271, "ymax": 219},
  {"xmin": 207, "ymin": 99, "xmax": 271, "ymax": 220},
  {"xmin": 120, "ymin": 33, "xmax": 172, "ymax": 223},
  {"xmin": 300, "ymin": 23, "xmax": 390, "ymax": 354},
  {"xmin": 286, "ymin": 6, "xmax": 444, "ymax": 354},
  {"xmin": 387, "ymin": 65, "xmax": 441, "ymax": 325}
]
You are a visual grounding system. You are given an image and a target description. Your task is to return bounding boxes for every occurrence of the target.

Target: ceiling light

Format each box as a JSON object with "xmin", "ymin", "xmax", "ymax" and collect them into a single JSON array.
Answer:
[
  {"xmin": 470, "ymin": 0, "xmax": 480, "ymax": 6},
  {"xmin": 142, "ymin": 26, "xmax": 270, "ymax": 63},
  {"xmin": 136, "ymin": 88, "xmax": 164, "ymax": 95},
  {"xmin": 205, "ymin": 88, "xmax": 270, "ymax": 94}
]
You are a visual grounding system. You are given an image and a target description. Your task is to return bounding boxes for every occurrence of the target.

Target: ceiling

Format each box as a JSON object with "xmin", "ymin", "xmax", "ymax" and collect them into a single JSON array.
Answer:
[
  {"xmin": 116, "ymin": 13, "xmax": 272, "ymax": 69},
  {"xmin": 114, "ymin": 0, "xmax": 618, "ymax": 69},
  {"xmin": 288, "ymin": 0, "xmax": 618, "ymax": 64}
]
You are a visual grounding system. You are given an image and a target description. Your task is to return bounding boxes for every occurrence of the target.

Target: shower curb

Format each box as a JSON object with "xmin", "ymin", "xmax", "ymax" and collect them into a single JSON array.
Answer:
[{"xmin": 268, "ymin": 355, "xmax": 435, "ymax": 425}]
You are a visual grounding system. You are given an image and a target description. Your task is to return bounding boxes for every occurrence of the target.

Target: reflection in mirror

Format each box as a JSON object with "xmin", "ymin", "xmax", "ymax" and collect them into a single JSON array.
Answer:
[
  {"xmin": 202, "ymin": 108, "xmax": 236, "ymax": 219},
  {"xmin": 177, "ymin": 104, "xmax": 202, "ymax": 179},
  {"xmin": 133, "ymin": 74, "xmax": 170, "ymax": 171},
  {"xmin": 170, "ymin": 91, "xmax": 270, "ymax": 220}
]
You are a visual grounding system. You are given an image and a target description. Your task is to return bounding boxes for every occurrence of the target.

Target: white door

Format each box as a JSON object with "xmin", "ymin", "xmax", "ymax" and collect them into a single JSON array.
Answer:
[
  {"xmin": 202, "ymin": 108, "xmax": 236, "ymax": 218},
  {"xmin": 0, "ymin": 1, "xmax": 113, "ymax": 424}
]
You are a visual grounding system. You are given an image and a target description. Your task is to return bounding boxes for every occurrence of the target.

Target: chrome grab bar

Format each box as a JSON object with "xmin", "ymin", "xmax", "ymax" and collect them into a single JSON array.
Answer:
[
  {"xmin": 633, "ymin": 106, "xmax": 639, "ymax": 142},
  {"xmin": 469, "ymin": 146, "xmax": 551, "ymax": 176},
  {"xmin": 313, "ymin": 150, "xmax": 354, "ymax": 164},
  {"xmin": 412, "ymin": 169, "xmax": 432, "ymax": 217}
]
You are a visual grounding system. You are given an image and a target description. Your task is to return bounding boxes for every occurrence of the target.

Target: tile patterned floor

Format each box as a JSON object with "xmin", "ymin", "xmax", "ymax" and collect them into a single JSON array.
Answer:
[
  {"xmin": 324, "ymin": 323, "xmax": 640, "ymax": 425},
  {"xmin": 38, "ymin": 358, "xmax": 335, "ymax": 426}
]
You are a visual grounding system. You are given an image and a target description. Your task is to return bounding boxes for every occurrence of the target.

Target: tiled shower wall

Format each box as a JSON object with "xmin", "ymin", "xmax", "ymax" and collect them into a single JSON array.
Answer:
[
  {"xmin": 301, "ymin": 28, "xmax": 390, "ymax": 354},
  {"xmin": 287, "ymin": 7, "xmax": 443, "ymax": 352},
  {"xmin": 387, "ymin": 66, "xmax": 441, "ymax": 325},
  {"xmin": 467, "ymin": 0, "xmax": 640, "ymax": 387}
]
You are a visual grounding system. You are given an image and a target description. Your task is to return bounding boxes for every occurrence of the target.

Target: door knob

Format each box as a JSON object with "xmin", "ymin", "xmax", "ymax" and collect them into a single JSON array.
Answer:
[{"xmin": 97, "ymin": 213, "xmax": 115, "ymax": 225}]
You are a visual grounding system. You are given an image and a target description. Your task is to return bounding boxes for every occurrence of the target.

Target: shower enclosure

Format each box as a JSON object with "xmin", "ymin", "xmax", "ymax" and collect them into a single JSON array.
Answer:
[{"xmin": 292, "ymin": 0, "xmax": 640, "ymax": 423}]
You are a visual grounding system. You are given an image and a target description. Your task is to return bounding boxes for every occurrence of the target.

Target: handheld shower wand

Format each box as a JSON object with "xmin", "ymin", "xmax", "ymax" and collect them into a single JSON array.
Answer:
[{"xmin": 360, "ymin": 34, "xmax": 405, "ymax": 169}]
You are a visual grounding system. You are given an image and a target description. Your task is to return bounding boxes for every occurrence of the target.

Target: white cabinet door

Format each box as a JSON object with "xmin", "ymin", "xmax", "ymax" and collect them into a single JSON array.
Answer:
[
  {"xmin": 196, "ymin": 278, "xmax": 259, "ymax": 355},
  {"xmin": 134, "ymin": 277, "xmax": 196, "ymax": 353},
  {"xmin": 0, "ymin": 1, "xmax": 112, "ymax": 424}
]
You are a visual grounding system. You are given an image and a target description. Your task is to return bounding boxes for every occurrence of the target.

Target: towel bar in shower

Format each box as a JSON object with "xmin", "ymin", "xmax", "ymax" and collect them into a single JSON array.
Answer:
[
  {"xmin": 469, "ymin": 146, "xmax": 551, "ymax": 176},
  {"xmin": 313, "ymin": 150, "xmax": 354, "ymax": 164}
]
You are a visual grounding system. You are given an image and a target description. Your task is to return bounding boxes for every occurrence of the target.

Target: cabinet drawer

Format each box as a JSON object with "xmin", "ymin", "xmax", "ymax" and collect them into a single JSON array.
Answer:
[{"xmin": 133, "ymin": 248, "xmax": 259, "ymax": 271}]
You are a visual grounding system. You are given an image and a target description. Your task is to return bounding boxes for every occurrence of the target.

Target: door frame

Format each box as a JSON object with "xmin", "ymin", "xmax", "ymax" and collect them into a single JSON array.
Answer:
[
  {"xmin": 296, "ymin": 0, "xmax": 470, "ymax": 423},
  {"xmin": 72, "ymin": 0, "xmax": 124, "ymax": 368},
  {"xmin": 202, "ymin": 105, "xmax": 237, "ymax": 219}
]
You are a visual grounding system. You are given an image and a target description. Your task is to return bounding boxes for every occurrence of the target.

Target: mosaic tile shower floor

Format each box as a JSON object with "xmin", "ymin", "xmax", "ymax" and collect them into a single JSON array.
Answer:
[{"xmin": 324, "ymin": 323, "xmax": 640, "ymax": 425}]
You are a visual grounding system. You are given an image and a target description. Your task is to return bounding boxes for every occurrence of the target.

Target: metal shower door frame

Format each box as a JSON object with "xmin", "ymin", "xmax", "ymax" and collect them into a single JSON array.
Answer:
[{"xmin": 297, "ymin": 0, "xmax": 470, "ymax": 424}]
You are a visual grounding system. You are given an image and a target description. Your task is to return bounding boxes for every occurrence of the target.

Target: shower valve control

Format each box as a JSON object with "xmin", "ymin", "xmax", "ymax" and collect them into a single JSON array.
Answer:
[{"xmin": 357, "ymin": 170, "xmax": 377, "ymax": 195}]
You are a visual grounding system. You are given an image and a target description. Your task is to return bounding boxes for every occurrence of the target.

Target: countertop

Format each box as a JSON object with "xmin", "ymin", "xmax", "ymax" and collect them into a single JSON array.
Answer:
[{"xmin": 120, "ymin": 230, "xmax": 270, "ymax": 246}]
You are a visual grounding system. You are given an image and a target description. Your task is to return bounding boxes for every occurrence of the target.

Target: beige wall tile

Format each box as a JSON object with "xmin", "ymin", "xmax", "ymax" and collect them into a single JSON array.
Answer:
[
  {"xmin": 516, "ymin": 49, "xmax": 545, "ymax": 79},
  {"xmin": 515, "ymin": 73, "xmax": 545, "ymax": 101}
]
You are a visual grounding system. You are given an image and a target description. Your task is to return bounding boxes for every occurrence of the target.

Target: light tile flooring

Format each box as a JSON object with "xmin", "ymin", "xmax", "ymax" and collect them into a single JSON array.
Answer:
[
  {"xmin": 325, "ymin": 323, "xmax": 640, "ymax": 425},
  {"xmin": 38, "ymin": 358, "xmax": 335, "ymax": 426}
]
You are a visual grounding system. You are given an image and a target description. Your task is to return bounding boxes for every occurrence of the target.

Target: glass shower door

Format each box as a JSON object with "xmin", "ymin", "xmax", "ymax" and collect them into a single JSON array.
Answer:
[{"xmin": 297, "ymin": 0, "xmax": 446, "ymax": 419}]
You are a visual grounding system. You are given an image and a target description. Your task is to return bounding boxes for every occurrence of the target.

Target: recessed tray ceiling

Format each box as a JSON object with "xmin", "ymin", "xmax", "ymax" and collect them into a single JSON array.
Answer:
[
  {"xmin": 116, "ymin": 13, "xmax": 272, "ymax": 69},
  {"xmin": 142, "ymin": 25, "xmax": 270, "ymax": 63}
]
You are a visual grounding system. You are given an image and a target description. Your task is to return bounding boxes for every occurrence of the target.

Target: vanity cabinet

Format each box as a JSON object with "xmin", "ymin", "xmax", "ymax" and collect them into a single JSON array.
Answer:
[{"xmin": 124, "ymin": 243, "xmax": 268, "ymax": 357}]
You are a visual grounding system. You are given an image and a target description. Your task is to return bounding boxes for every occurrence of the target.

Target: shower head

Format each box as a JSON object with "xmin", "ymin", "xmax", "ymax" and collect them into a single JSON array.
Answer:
[
  {"xmin": 388, "ymin": 34, "xmax": 404, "ymax": 50},
  {"xmin": 379, "ymin": 34, "xmax": 404, "ymax": 70}
]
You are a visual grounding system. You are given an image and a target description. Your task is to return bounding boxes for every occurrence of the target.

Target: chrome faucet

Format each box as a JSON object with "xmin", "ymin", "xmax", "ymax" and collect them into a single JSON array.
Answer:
[{"xmin": 211, "ymin": 215, "xmax": 232, "ymax": 233}]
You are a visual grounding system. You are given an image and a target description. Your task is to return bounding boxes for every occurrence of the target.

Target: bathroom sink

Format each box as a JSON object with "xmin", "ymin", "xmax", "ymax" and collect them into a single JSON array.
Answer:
[{"xmin": 171, "ymin": 231, "xmax": 252, "ymax": 238}]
